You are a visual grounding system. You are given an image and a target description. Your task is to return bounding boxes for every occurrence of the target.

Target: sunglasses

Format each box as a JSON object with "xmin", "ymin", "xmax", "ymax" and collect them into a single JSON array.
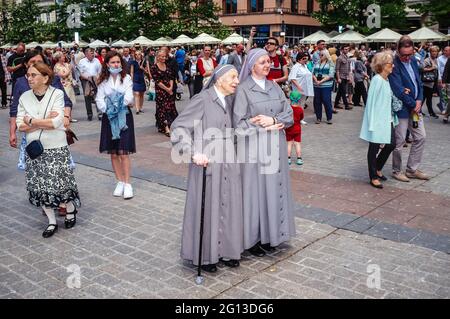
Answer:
[{"xmin": 266, "ymin": 42, "xmax": 277, "ymax": 46}]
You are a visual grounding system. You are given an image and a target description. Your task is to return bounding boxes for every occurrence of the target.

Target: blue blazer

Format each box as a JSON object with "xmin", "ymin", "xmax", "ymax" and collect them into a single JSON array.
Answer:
[{"xmin": 388, "ymin": 55, "xmax": 423, "ymax": 119}]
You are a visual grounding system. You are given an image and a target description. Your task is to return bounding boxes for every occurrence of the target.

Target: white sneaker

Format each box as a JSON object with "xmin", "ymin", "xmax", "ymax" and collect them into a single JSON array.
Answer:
[
  {"xmin": 113, "ymin": 181, "xmax": 125, "ymax": 197},
  {"xmin": 123, "ymin": 183, "xmax": 133, "ymax": 199},
  {"xmin": 301, "ymin": 120, "xmax": 308, "ymax": 125}
]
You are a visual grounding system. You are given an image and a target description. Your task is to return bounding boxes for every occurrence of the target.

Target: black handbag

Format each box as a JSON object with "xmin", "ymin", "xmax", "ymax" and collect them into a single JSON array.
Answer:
[
  {"xmin": 421, "ymin": 70, "xmax": 437, "ymax": 83},
  {"xmin": 25, "ymin": 89, "xmax": 55, "ymax": 160}
]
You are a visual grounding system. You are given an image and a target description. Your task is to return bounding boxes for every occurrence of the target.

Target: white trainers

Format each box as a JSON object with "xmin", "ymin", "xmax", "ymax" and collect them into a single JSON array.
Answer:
[
  {"xmin": 301, "ymin": 120, "xmax": 308, "ymax": 125},
  {"xmin": 123, "ymin": 183, "xmax": 133, "ymax": 199},
  {"xmin": 113, "ymin": 181, "xmax": 125, "ymax": 197}
]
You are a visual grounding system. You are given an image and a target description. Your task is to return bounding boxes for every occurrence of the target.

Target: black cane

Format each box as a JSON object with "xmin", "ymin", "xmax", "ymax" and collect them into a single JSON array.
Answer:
[{"xmin": 195, "ymin": 165, "xmax": 207, "ymax": 285}]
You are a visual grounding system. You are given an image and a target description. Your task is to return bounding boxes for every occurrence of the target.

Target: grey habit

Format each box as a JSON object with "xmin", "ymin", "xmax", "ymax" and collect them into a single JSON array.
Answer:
[
  {"xmin": 171, "ymin": 69, "xmax": 243, "ymax": 265},
  {"xmin": 233, "ymin": 75, "xmax": 296, "ymax": 249}
]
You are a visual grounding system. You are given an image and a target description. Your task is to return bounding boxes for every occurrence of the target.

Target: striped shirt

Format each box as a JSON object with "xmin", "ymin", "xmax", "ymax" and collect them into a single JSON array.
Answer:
[{"xmin": 312, "ymin": 62, "xmax": 335, "ymax": 88}]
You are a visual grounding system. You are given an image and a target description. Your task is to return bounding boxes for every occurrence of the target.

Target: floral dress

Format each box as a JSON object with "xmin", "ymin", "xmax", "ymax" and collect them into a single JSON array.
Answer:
[{"xmin": 150, "ymin": 64, "xmax": 178, "ymax": 132}]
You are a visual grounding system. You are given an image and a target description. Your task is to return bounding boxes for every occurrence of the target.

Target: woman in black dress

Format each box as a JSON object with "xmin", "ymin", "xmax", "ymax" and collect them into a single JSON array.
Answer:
[{"xmin": 150, "ymin": 49, "xmax": 178, "ymax": 136}]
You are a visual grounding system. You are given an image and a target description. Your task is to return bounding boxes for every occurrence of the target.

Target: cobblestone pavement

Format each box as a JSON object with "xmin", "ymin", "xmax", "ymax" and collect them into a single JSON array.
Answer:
[{"xmin": 0, "ymin": 91, "xmax": 449, "ymax": 299}]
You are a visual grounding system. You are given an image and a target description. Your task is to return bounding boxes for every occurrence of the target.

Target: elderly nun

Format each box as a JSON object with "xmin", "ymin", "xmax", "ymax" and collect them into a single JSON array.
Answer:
[
  {"xmin": 171, "ymin": 64, "xmax": 243, "ymax": 273},
  {"xmin": 233, "ymin": 48, "xmax": 296, "ymax": 257}
]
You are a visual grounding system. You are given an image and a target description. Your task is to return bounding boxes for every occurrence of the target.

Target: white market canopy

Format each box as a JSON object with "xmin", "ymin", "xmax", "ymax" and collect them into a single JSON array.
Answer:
[
  {"xmin": 129, "ymin": 36, "xmax": 153, "ymax": 46},
  {"xmin": 365, "ymin": 28, "xmax": 402, "ymax": 43},
  {"xmin": 151, "ymin": 37, "xmax": 172, "ymax": 47},
  {"xmin": 222, "ymin": 33, "xmax": 248, "ymax": 45},
  {"xmin": 74, "ymin": 40, "xmax": 89, "ymax": 48},
  {"xmin": 111, "ymin": 39, "xmax": 131, "ymax": 47},
  {"xmin": 27, "ymin": 41, "xmax": 41, "ymax": 48},
  {"xmin": 58, "ymin": 41, "xmax": 73, "ymax": 49},
  {"xmin": 408, "ymin": 27, "xmax": 448, "ymax": 42},
  {"xmin": 330, "ymin": 30, "xmax": 366, "ymax": 44},
  {"xmin": 88, "ymin": 39, "xmax": 109, "ymax": 48},
  {"xmin": 41, "ymin": 41, "xmax": 57, "ymax": 49},
  {"xmin": 299, "ymin": 30, "xmax": 331, "ymax": 44},
  {"xmin": 191, "ymin": 33, "xmax": 221, "ymax": 45},
  {"xmin": 170, "ymin": 34, "xmax": 194, "ymax": 46},
  {"xmin": 0, "ymin": 43, "xmax": 12, "ymax": 49}
]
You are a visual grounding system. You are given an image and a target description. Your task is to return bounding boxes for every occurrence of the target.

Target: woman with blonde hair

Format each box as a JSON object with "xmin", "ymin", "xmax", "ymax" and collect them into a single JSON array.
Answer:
[
  {"xmin": 53, "ymin": 51, "xmax": 76, "ymax": 106},
  {"xmin": 360, "ymin": 52, "xmax": 396, "ymax": 189},
  {"xmin": 17, "ymin": 62, "xmax": 80, "ymax": 237}
]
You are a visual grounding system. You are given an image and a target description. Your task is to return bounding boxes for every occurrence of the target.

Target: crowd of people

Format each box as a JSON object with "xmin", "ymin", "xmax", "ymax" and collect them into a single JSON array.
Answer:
[{"xmin": 1, "ymin": 31, "xmax": 449, "ymax": 274}]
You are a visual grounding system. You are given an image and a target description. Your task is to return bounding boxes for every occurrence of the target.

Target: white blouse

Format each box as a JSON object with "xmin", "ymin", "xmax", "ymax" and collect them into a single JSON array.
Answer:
[
  {"xmin": 95, "ymin": 74, "xmax": 134, "ymax": 113},
  {"xmin": 288, "ymin": 63, "xmax": 314, "ymax": 97}
]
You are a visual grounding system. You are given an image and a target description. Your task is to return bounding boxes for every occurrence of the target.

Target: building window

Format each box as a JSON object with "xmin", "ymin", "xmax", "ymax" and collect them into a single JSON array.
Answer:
[
  {"xmin": 223, "ymin": 0, "xmax": 237, "ymax": 14},
  {"xmin": 291, "ymin": 0, "xmax": 298, "ymax": 13},
  {"xmin": 307, "ymin": 0, "xmax": 313, "ymax": 14},
  {"xmin": 249, "ymin": 0, "xmax": 264, "ymax": 13}
]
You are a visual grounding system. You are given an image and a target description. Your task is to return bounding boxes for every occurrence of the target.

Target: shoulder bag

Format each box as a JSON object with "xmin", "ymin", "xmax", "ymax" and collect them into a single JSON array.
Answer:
[{"xmin": 25, "ymin": 89, "xmax": 56, "ymax": 160}]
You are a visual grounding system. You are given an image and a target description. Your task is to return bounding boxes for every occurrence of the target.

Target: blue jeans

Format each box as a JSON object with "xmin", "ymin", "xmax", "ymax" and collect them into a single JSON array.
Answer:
[{"xmin": 313, "ymin": 86, "xmax": 333, "ymax": 121}]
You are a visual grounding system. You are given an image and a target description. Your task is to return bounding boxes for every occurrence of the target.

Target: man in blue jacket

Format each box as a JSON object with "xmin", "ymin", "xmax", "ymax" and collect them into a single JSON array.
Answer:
[{"xmin": 389, "ymin": 36, "xmax": 429, "ymax": 182}]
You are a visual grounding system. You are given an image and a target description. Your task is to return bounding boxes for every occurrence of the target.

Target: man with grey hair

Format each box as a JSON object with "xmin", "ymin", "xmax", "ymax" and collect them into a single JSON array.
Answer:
[
  {"xmin": 389, "ymin": 35, "xmax": 429, "ymax": 182},
  {"xmin": 78, "ymin": 47, "xmax": 102, "ymax": 121}
]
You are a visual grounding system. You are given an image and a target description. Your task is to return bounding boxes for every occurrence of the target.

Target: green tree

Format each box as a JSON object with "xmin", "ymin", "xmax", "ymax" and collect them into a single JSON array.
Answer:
[
  {"xmin": 4, "ymin": 0, "xmax": 44, "ymax": 43},
  {"xmin": 174, "ymin": 0, "xmax": 230, "ymax": 37},
  {"xmin": 133, "ymin": 0, "xmax": 178, "ymax": 39},
  {"xmin": 314, "ymin": 0, "xmax": 408, "ymax": 34},
  {"xmin": 410, "ymin": 0, "xmax": 450, "ymax": 29}
]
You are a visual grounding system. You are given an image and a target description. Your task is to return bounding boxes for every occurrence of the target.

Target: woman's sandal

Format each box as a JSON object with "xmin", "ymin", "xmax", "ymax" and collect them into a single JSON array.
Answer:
[{"xmin": 64, "ymin": 208, "xmax": 78, "ymax": 229}]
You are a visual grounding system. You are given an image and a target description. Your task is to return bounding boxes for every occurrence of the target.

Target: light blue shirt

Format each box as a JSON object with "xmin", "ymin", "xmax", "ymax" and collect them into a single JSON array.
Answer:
[{"xmin": 401, "ymin": 61, "xmax": 418, "ymax": 99}]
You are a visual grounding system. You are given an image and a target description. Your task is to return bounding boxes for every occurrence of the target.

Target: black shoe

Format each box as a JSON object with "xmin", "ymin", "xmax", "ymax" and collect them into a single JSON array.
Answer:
[
  {"xmin": 248, "ymin": 243, "xmax": 265, "ymax": 257},
  {"xmin": 376, "ymin": 174, "xmax": 388, "ymax": 181},
  {"xmin": 260, "ymin": 243, "xmax": 276, "ymax": 252},
  {"xmin": 370, "ymin": 180, "xmax": 384, "ymax": 189},
  {"xmin": 42, "ymin": 224, "xmax": 58, "ymax": 238},
  {"xmin": 88, "ymin": 115, "xmax": 93, "ymax": 121},
  {"xmin": 64, "ymin": 208, "xmax": 77, "ymax": 229},
  {"xmin": 220, "ymin": 259, "xmax": 240, "ymax": 268},
  {"xmin": 200, "ymin": 264, "xmax": 217, "ymax": 273},
  {"xmin": 0, "ymin": 104, "xmax": 7, "ymax": 109},
  {"xmin": 98, "ymin": 114, "xmax": 102, "ymax": 121}
]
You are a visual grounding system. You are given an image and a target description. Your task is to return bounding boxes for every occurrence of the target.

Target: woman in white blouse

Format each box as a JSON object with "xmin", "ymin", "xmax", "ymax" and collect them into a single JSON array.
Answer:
[
  {"xmin": 96, "ymin": 51, "xmax": 135, "ymax": 199},
  {"xmin": 16, "ymin": 62, "xmax": 80, "ymax": 238},
  {"xmin": 288, "ymin": 52, "xmax": 314, "ymax": 107}
]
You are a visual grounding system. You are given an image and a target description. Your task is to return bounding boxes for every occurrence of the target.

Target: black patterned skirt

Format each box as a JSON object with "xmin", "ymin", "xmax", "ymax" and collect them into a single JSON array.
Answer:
[
  {"xmin": 99, "ymin": 109, "xmax": 136, "ymax": 155},
  {"xmin": 25, "ymin": 146, "xmax": 80, "ymax": 208}
]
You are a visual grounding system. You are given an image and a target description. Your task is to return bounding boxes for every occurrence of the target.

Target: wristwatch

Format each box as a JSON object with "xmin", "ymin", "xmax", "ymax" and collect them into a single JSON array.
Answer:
[{"xmin": 28, "ymin": 118, "xmax": 33, "ymax": 126}]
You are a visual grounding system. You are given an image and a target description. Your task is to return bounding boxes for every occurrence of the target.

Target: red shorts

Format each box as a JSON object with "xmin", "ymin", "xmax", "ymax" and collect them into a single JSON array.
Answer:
[{"xmin": 286, "ymin": 131, "xmax": 301, "ymax": 142}]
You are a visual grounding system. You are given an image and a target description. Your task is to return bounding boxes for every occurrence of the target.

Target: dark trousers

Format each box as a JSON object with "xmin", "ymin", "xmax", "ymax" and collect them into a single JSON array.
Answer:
[
  {"xmin": 422, "ymin": 85, "xmax": 437, "ymax": 116},
  {"xmin": 367, "ymin": 125, "xmax": 395, "ymax": 180},
  {"xmin": 334, "ymin": 79, "xmax": 349, "ymax": 108},
  {"xmin": 81, "ymin": 79, "xmax": 98, "ymax": 117},
  {"xmin": 313, "ymin": 86, "xmax": 333, "ymax": 121},
  {"xmin": 0, "ymin": 77, "xmax": 6, "ymax": 106},
  {"xmin": 353, "ymin": 81, "xmax": 367, "ymax": 106}
]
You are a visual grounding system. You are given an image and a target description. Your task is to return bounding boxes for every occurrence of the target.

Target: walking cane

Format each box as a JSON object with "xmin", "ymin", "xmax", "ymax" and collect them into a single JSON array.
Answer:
[{"xmin": 195, "ymin": 165, "xmax": 207, "ymax": 285}]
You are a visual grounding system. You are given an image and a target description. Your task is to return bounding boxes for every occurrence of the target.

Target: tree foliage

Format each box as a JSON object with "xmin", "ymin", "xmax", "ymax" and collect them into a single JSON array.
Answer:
[
  {"xmin": 1, "ymin": 0, "xmax": 231, "ymax": 44},
  {"xmin": 410, "ymin": 0, "xmax": 450, "ymax": 29},
  {"xmin": 314, "ymin": 0, "xmax": 408, "ymax": 34}
]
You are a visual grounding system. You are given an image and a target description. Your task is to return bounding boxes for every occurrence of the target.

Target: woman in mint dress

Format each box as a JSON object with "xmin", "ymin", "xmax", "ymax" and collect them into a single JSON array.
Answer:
[{"xmin": 360, "ymin": 52, "xmax": 396, "ymax": 189}]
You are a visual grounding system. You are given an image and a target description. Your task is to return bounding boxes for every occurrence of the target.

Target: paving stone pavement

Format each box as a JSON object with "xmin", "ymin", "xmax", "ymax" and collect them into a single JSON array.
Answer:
[
  {"xmin": 1, "ymin": 91, "xmax": 449, "ymax": 299},
  {"xmin": 0, "ymin": 161, "xmax": 449, "ymax": 299}
]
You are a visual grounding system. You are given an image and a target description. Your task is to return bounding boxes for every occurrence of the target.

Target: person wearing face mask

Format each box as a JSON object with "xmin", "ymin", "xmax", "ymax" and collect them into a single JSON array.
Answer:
[
  {"xmin": 390, "ymin": 35, "xmax": 429, "ymax": 182},
  {"xmin": 171, "ymin": 64, "xmax": 243, "ymax": 273},
  {"xmin": 233, "ymin": 48, "xmax": 295, "ymax": 258},
  {"xmin": 96, "ymin": 51, "xmax": 136, "ymax": 199}
]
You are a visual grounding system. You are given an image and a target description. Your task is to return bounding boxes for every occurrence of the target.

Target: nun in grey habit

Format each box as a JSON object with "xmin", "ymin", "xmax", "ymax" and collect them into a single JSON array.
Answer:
[
  {"xmin": 233, "ymin": 48, "xmax": 296, "ymax": 257},
  {"xmin": 171, "ymin": 64, "xmax": 243, "ymax": 273}
]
